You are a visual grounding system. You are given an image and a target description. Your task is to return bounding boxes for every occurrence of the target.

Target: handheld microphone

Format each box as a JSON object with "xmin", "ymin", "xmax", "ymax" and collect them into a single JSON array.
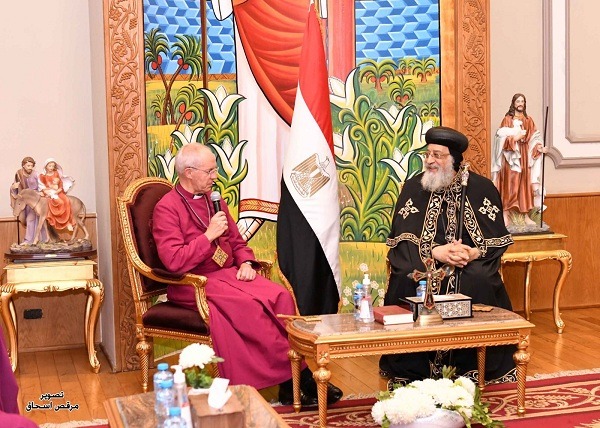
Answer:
[{"xmin": 210, "ymin": 191, "xmax": 221, "ymax": 215}]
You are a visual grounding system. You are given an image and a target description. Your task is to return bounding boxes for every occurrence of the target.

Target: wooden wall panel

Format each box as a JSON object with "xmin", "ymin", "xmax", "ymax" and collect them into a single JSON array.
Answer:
[
  {"xmin": 502, "ymin": 193, "xmax": 600, "ymax": 312},
  {"xmin": 0, "ymin": 216, "xmax": 99, "ymax": 351}
]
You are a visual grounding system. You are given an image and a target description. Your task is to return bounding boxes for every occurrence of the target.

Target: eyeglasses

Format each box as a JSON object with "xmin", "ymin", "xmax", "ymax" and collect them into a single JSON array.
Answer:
[
  {"xmin": 187, "ymin": 166, "xmax": 219, "ymax": 175},
  {"xmin": 420, "ymin": 151, "xmax": 451, "ymax": 160}
]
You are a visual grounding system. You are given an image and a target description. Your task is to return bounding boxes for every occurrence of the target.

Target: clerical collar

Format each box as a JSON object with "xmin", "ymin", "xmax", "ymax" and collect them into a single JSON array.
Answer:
[{"xmin": 176, "ymin": 184, "xmax": 204, "ymax": 199}]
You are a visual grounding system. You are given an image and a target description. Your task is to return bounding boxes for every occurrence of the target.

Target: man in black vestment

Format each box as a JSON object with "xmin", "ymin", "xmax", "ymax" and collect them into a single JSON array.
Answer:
[{"xmin": 380, "ymin": 126, "xmax": 517, "ymax": 385}]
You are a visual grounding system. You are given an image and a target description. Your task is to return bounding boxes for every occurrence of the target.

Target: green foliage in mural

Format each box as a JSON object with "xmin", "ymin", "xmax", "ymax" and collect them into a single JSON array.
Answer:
[{"xmin": 330, "ymin": 61, "xmax": 440, "ymax": 242}]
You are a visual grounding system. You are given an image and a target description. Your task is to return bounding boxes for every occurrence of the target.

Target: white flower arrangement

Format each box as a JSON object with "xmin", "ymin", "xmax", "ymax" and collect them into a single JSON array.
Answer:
[
  {"xmin": 372, "ymin": 366, "xmax": 502, "ymax": 428},
  {"xmin": 178, "ymin": 343, "xmax": 224, "ymax": 389}
]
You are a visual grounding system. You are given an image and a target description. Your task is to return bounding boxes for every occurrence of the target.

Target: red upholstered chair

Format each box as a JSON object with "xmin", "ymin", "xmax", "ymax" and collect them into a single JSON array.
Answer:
[{"xmin": 117, "ymin": 177, "xmax": 273, "ymax": 392}]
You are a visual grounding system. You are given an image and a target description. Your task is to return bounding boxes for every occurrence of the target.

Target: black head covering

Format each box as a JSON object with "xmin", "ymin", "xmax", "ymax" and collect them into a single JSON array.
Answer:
[{"xmin": 425, "ymin": 126, "xmax": 469, "ymax": 171}]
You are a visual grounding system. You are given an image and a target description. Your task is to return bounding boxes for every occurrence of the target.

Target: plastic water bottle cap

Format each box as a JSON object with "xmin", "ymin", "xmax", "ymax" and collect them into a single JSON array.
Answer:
[
  {"xmin": 168, "ymin": 407, "xmax": 182, "ymax": 416},
  {"xmin": 419, "ymin": 280, "xmax": 426, "ymax": 285},
  {"xmin": 356, "ymin": 283, "xmax": 363, "ymax": 289},
  {"xmin": 157, "ymin": 362, "xmax": 169, "ymax": 371},
  {"xmin": 160, "ymin": 380, "xmax": 173, "ymax": 389}
]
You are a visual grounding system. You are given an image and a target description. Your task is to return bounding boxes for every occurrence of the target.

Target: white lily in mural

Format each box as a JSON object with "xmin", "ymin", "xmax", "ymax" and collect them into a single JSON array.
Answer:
[
  {"xmin": 379, "ymin": 109, "xmax": 433, "ymax": 186},
  {"xmin": 156, "ymin": 149, "xmax": 176, "ymax": 182},
  {"xmin": 201, "ymin": 85, "xmax": 245, "ymax": 130},
  {"xmin": 329, "ymin": 68, "xmax": 358, "ymax": 111},
  {"xmin": 209, "ymin": 136, "xmax": 248, "ymax": 179},
  {"xmin": 171, "ymin": 124, "xmax": 204, "ymax": 147},
  {"xmin": 333, "ymin": 126, "xmax": 356, "ymax": 164}
]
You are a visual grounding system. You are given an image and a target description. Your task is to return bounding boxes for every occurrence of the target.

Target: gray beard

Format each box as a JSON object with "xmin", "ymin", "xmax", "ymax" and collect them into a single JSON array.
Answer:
[{"xmin": 421, "ymin": 166, "xmax": 455, "ymax": 192}]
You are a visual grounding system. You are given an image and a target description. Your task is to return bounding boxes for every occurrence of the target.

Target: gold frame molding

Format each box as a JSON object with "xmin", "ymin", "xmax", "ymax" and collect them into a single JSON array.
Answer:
[{"xmin": 103, "ymin": 0, "xmax": 490, "ymax": 371}]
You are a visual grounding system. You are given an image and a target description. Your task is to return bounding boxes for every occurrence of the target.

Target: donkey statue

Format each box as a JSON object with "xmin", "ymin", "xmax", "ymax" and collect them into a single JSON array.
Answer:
[{"xmin": 11, "ymin": 189, "xmax": 89, "ymax": 245}]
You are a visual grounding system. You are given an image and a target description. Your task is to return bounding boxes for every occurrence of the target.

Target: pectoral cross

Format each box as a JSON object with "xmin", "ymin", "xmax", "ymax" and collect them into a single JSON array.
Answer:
[{"xmin": 408, "ymin": 258, "xmax": 451, "ymax": 325}]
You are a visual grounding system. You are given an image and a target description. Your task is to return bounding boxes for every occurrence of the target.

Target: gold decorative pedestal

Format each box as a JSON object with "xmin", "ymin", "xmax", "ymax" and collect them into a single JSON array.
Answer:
[
  {"xmin": 502, "ymin": 233, "xmax": 572, "ymax": 333},
  {"xmin": 0, "ymin": 260, "xmax": 104, "ymax": 372}
]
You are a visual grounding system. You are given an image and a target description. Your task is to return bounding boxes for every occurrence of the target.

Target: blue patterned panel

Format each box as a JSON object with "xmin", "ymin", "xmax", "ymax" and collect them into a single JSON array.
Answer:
[
  {"xmin": 144, "ymin": 0, "xmax": 235, "ymax": 75},
  {"xmin": 355, "ymin": 0, "xmax": 439, "ymax": 63}
]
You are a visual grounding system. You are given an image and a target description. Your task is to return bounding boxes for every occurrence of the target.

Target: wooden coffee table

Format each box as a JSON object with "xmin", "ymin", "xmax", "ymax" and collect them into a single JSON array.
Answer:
[{"xmin": 284, "ymin": 308, "xmax": 534, "ymax": 428}]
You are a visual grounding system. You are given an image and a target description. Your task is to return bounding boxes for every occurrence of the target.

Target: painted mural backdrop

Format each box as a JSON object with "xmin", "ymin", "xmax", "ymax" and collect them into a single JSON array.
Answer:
[{"xmin": 143, "ymin": 0, "xmax": 440, "ymax": 341}]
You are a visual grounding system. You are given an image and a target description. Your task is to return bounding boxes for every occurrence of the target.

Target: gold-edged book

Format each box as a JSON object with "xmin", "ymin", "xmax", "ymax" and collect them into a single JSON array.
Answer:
[{"xmin": 373, "ymin": 305, "xmax": 415, "ymax": 325}]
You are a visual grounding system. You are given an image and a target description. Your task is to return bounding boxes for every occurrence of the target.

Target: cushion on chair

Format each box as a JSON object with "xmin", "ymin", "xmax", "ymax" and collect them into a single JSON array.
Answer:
[
  {"xmin": 129, "ymin": 184, "xmax": 172, "ymax": 294},
  {"xmin": 142, "ymin": 301, "xmax": 210, "ymax": 335}
]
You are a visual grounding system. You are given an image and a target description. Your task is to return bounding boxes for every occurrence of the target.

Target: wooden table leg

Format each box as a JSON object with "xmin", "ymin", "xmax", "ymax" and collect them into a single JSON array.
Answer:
[
  {"xmin": 513, "ymin": 331, "xmax": 531, "ymax": 417},
  {"xmin": 85, "ymin": 279, "xmax": 104, "ymax": 373},
  {"xmin": 287, "ymin": 349, "xmax": 302, "ymax": 413},
  {"xmin": 315, "ymin": 349, "xmax": 331, "ymax": 428},
  {"xmin": 0, "ymin": 284, "xmax": 17, "ymax": 372},
  {"xmin": 551, "ymin": 251, "xmax": 572, "ymax": 334},
  {"xmin": 523, "ymin": 261, "xmax": 533, "ymax": 320},
  {"xmin": 476, "ymin": 347, "xmax": 486, "ymax": 391}
]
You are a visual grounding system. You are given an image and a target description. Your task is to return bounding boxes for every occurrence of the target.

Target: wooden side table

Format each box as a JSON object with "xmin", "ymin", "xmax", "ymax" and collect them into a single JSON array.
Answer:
[
  {"xmin": 0, "ymin": 260, "xmax": 103, "ymax": 372},
  {"xmin": 502, "ymin": 233, "xmax": 572, "ymax": 333}
]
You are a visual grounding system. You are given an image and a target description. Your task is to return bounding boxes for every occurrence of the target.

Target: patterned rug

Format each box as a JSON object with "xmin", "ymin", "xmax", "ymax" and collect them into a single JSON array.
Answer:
[{"xmin": 276, "ymin": 370, "xmax": 600, "ymax": 427}]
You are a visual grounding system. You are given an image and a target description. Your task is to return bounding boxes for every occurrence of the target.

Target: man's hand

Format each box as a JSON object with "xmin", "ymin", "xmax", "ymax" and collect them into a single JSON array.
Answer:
[
  {"xmin": 237, "ymin": 262, "xmax": 256, "ymax": 281},
  {"xmin": 431, "ymin": 240, "xmax": 479, "ymax": 268},
  {"xmin": 204, "ymin": 211, "xmax": 228, "ymax": 242}
]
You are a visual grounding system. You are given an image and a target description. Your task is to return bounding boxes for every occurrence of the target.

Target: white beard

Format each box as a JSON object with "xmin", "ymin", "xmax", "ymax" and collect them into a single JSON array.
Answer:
[{"xmin": 421, "ymin": 162, "xmax": 456, "ymax": 192}]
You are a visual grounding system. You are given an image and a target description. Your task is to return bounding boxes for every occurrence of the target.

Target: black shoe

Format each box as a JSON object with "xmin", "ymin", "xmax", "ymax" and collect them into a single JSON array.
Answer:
[
  {"xmin": 301, "ymin": 377, "xmax": 343, "ymax": 405},
  {"xmin": 278, "ymin": 386, "xmax": 318, "ymax": 406}
]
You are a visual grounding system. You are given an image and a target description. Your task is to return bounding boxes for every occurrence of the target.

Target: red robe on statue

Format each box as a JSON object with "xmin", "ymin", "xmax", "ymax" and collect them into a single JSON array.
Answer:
[{"xmin": 152, "ymin": 185, "xmax": 300, "ymax": 389}]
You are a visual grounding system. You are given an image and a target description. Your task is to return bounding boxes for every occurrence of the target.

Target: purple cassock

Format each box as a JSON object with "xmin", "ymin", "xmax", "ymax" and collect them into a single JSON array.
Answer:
[
  {"xmin": 0, "ymin": 333, "xmax": 39, "ymax": 427},
  {"xmin": 153, "ymin": 185, "xmax": 303, "ymax": 389}
]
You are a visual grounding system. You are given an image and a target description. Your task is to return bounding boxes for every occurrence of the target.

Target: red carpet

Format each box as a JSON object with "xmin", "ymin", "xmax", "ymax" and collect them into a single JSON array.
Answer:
[{"xmin": 275, "ymin": 371, "xmax": 600, "ymax": 427}]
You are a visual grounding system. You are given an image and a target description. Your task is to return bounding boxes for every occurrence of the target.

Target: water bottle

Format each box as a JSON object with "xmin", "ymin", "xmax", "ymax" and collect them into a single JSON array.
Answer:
[
  {"xmin": 416, "ymin": 280, "xmax": 426, "ymax": 299},
  {"xmin": 155, "ymin": 380, "xmax": 174, "ymax": 427},
  {"xmin": 358, "ymin": 274, "xmax": 374, "ymax": 323},
  {"xmin": 353, "ymin": 282, "xmax": 364, "ymax": 320},
  {"xmin": 154, "ymin": 362, "xmax": 174, "ymax": 393},
  {"xmin": 163, "ymin": 406, "xmax": 187, "ymax": 428},
  {"xmin": 171, "ymin": 365, "xmax": 193, "ymax": 428}
]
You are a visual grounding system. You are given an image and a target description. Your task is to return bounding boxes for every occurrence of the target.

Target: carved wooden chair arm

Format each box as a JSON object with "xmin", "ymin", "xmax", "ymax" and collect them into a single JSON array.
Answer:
[
  {"xmin": 138, "ymin": 267, "xmax": 210, "ymax": 324},
  {"xmin": 255, "ymin": 259, "xmax": 273, "ymax": 280}
]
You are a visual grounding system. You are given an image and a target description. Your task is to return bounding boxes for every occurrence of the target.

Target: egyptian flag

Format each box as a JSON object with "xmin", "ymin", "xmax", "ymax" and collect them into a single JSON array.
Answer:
[{"xmin": 276, "ymin": 3, "xmax": 341, "ymax": 315}]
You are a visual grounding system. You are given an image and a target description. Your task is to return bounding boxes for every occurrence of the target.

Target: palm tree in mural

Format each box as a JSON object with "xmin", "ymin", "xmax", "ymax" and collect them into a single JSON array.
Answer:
[
  {"xmin": 412, "ymin": 57, "xmax": 437, "ymax": 83},
  {"xmin": 420, "ymin": 102, "xmax": 440, "ymax": 126},
  {"xmin": 144, "ymin": 30, "xmax": 206, "ymax": 125},
  {"xmin": 358, "ymin": 59, "xmax": 397, "ymax": 92},
  {"xmin": 145, "ymin": 28, "xmax": 173, "ymax": 124},
  {"xmin": 163, "ymin": 35, "xmax": 205, "ymax": 125},
  {"xmin": 388, "ymin": 75, "xmax": 416, "ymax": 107},
  {"xmin": 397, "ymin": 57, "xmax": 416, "ymax": 75},
  {"xmin": 150, "ymin": 94, "xmax": 165, "ymax": 126}
]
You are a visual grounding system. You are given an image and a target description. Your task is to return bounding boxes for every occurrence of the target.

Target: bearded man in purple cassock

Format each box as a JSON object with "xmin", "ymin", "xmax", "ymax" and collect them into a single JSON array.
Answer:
[{"xmin": 152, "ymin": 143, "xmax": 342, "ymax": 405}]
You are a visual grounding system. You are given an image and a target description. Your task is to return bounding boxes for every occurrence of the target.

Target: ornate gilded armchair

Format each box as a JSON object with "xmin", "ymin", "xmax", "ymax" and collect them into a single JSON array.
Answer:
[
  {"xmin": 117, "ymin": 177, "xmax": 211, "ymax": 392},
  {"xmin": 117, "ymin": 177, "xmax": 273, "ymax": 392}
]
